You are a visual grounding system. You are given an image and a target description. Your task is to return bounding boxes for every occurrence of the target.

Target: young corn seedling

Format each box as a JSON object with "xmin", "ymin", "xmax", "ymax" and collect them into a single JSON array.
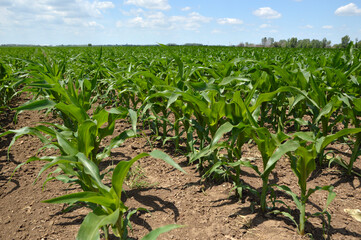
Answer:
[
  {"xmin": 273, "ymin": 144, "xmax": 336, "ymax": 236},
  {"xmin": 42, "ymin": 150, "xmax": 185, "ymax": 240}
]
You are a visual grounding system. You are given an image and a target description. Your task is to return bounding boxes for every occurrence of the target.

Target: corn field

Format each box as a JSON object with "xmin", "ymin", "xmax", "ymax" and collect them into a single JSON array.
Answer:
[{"xmin": 0, "ymin": 44, "xmax": 361, "ymax": 239}]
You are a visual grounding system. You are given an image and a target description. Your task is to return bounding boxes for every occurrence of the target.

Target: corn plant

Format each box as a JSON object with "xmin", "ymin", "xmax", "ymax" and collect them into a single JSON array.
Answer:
[
  {"xmin": 42, "ymin": 150, "xmax": 185, "ymax": 240},
  {"xmin": 274, "ymin": 146, "xmax": 336, "ymax": 236},
  {"xmin": 0, "ymin": 62, "xmax": 20, "ymax": 115},
  {"xmin": 336, "ymin": 97, "xmax": 361, "ymax": 175}
]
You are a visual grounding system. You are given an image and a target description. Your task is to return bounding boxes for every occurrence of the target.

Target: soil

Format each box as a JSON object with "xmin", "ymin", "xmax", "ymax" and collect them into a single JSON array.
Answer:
[{"xmin": 1, "ymin": 95, "xmax": 361, "ymax": 240}]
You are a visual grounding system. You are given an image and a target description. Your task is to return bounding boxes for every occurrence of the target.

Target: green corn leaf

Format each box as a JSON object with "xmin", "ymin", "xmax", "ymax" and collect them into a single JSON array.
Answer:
[
  {"xmin": 315, "ymin": 101, "xmax": 333, "ymax": 124},
  {"xmin": 92, "ymin": 109, "xmax": 109, "ymax": 129},
  {"xmin": 16, "ymin": 98, "xmax": 56, "ymax": 111},
  {"xmin": 203, "ymin": 161, "xmax": 223, "ymax": 178},
  {"xmin": 305, "ymin": 186, "xmax": 336, "ymax": 210},
  {"xmin": 76, "ymin": 208, "xmax": 120, "ymax": 240},
  {"xmin": 277, "ymin": 185, "xmax": 302, "ymax": 210},
  {"xmin": 112, "ymin": 153, "xmax": 148, "ymax": 199},
  {"xmin": 36, "ymin": 155, "xmax": 78, "ymax": 182},
  {"xmin": 55, "ymin": 131, "xmax": 78, "ymax": 156},
  {"xmin": 262, "ymin": 140, "xmax": 300, "ymax": 178},
  {"xmin": 250, "ymin": 86, "xmax": 319, "ymax": 112},
  {"xmin": 228, "ymin": 159, "xmax": 261, "ymax": 175},
  {"xmin": 0, "ymin": 126, "xmax": 50, "ymax": 160},
  {"xmin": 293, "ymin": 132, "xmax": 315, "ymax": 143},
  {"xmin": 232, "ymin": 91, "xmax": 259, "ymax": 127},
  {"xmin": 112, "ymin": 150, "xmax": 186, "ymax": 200},
  {"xmin": 166, "ymin": 93, "xmax": 181, "ymax": 109},
  {"xmin": 180, "ymin": 92, "xmax": 211, "ymax": 116},
  {"xmin": 129, "ymin": 108, "xmax": 138, "ymax": 135},
  {"xmin": 141, "ymin": 224, "xmax": 185, "ymax": 240},
  {"xmin": 77, "ymin": 120, "xmax": 97, "ymax": 158},
  {"xmin": 294, "ymin": 146, "xmax": 317, "ymax": 194},
  {"xmin": 189, "ymin": 142, "xmax": 228, "ymax": 164},
  {"xmin": 353, "ymin": 98, "xmax": 361, "ymax": 112},
  {"xmin": 34, "ymin": 125, "xmax": 58, "ymax": 138},
  {"xmin": 55, "ymin": 102, "xmax": 88, "ymax": 124},
  {"xmin": 289, "ymin": 94, "xmax": 306, "ymax": 112},
  {"xmin": 309, "ymin": 75, "xmax": 326, "ymax": 107},
  {"xmin": 211, "ymin": 122, "xmax": 233, "ymax": 146},
  {"xmin": 42, "ymin": 192, "xmax": 116, "ymax": 209},
  {"xmin": 97, "ymin": 129, "xmax": 136, "ymax": 160},
  {"xmin": 149, "ymin": 150, "xmax": 186, "ymax": 174},
  {"xmin": 315, "ymin": 128, "xmax": 361, "ymax": 153},
  {"xmin": 271, "ymin": 210, "xmax": 299, "ymax": 229},
  {"xmin": 77, "ymin": 152, "xmax": 110, "ymax": 192}
]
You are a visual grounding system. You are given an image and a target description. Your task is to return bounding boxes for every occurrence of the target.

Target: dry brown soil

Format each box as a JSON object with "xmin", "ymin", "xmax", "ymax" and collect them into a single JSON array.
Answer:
[{"xmin": 1, "ymin": 96, "xmax": 361, "ymax": 240}]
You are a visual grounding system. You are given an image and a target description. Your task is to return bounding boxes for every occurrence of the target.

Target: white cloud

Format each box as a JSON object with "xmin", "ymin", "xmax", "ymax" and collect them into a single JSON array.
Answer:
[
  {"xmin": 181, "ymin": 6, "xmax": 191, "ymax": 11},
  {"xmin": 95, "ymin": 1, "xmax": 115, "ymax": 9},
  {"xmin": 322, "ymin": 25, "xmax": 333, "ymax": 29},
  {"xmin": 253, "ymin": 7, "xmax": 281, "ymax": 19},
  {"xmin": 217, "ymin": 18, "xmax": 243, "ymax": 25},
  {"xmin": 124, "ymin": 0, "xmax": 171, "ymax": 10},
  {"xmin": 259, "ymin": 23, "xmax": 271, "ymax": 28},
  {"xmin": 211, "ymin": 29, "xmax": 222, "ymax": 34},
  {"xmin": 120, "ymin": 11, "xmax": 211, "ymax": 31},
  {"xmin": 85, "ymin": 21, "xmax": 104, "ymax": 28},
  {"xmin": 0, "ymin": 0, "xmax": 115, "ymax": 27},
  {"xmin": 335, "ymin": 3, "xmax": 361, "ymax": 16},
  {"xmin": 170, "ymin": 12, "xmax": 212, "ymax": 31},
  {"xmin": 121, "ymin": 8, "xmax": 145, "ymax": 16},
  {"xmin": 128, "ymin": 12, "xmax": 169, "ymax": 28},
  {"xmin": 302, "ymin": 24, "xmax": 313, "ymax": 29}
]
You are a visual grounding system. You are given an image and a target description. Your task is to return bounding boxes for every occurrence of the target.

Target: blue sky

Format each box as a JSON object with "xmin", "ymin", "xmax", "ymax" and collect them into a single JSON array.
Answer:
[{"xmin": 0, "ymin": 0, "xmax": 361, "ymax": 45}]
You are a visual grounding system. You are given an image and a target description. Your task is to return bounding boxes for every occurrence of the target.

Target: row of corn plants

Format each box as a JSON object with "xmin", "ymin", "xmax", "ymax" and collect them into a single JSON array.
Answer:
[{"xmin": 0, "ymin": 47, "xmax": 185, "ymax": 239}]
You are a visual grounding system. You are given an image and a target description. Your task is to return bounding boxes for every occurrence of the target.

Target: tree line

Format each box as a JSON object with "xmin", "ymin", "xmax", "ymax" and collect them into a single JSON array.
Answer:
[{"xmin": 238, "ymin": 35, "xmax": 360, "ymax": 48}]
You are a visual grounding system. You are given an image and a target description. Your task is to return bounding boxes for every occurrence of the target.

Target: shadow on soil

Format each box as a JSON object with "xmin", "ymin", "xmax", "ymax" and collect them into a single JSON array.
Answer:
[{"xmin": 123, "ymin": 187, "xmax": 179, "ymax": 231}]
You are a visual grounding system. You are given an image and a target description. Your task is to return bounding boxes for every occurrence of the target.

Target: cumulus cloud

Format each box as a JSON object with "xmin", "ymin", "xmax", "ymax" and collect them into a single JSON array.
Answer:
[
  {"xmin": 253, "ymin": 7, "xmax": 281, "ymax": 19},
  {"xmin": 181, "ymin": 6, "xmax": 191, "ymax": 11},
  {"xmin": 211, "ymin": 29, "xmax": 222, "ymax": 34},
  {"xmin": 85, "ymin": 21, "xmax": 104, "ymax": 28},
  {"xmin": 0, "ymin": 0, "xmax": 114, "ymax": 27},
  {"xmin": 124, "ymin": 0, "xmax": 171, "ymax": 10},
  {"xmin": 335, "ymin": 3, "xmax": 361, "ymax": 16},
  {"xmin": 301, "ymin": 24, "xmax": 313, "ymax": 29},
  {"xmin": 322, "ymin": 25, "xmax": 333, "ymax": 29},
  {"xmin": 170, "ymin": 12, "xmax": 212, "ymax": 30},
  {"xmin": 95, "ymin": 1, "xmax": 115, "ymax": 9},
  {"xmin": 259, "ymin": 23, "xmax": 271, "ymax": 28},
  {"xmin": 119, "ymin": 11, "xmax": 211, "ymax": 31},
  {"xmin": 217, "ymin": 18, "xmax": 243, "ymax": 25}
]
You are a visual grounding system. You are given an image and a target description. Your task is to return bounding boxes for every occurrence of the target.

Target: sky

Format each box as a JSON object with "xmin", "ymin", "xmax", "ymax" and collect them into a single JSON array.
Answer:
[{"xmin": 0, "ymin": 0, "xmax": 361, "ymax": 46}]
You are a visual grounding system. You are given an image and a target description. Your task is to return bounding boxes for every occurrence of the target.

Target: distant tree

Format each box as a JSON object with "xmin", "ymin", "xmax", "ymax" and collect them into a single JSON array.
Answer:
[
  {"xmin": 311, "ymin": 39, "xmax": 322, "ymax": 48},
  {"xmin": 237, "ymin": 42, "xmax": 245, "ymax": 47},
  {"xmin": 273, "ymin": 42, "xmax": 280, "ymax": 48},
  {"xmin": 279, "ymin": 39, "xmax": 288, "ymax": 48},
  {"xmin": 341, "ymin": 35, "xmax": 350, "ymax": 48},
  {"xmin": 88, "ymin": 43, "xmax": 92, "ymax": 47},
  {"xmin": 355, "ymin": 38, "xmax": 359, "ymax": 48},
  {"xmin": 322, "ymin": 38, "xmax": 331, "ymax": 48},
  {"xmin": 289, "ymin": 37, "xmax": 298, "ymax": 48},
  {"xmin": 261, "ymin": 37, "xmax": 267, "ymax": 47},
  {"xmin": 297, "ymin": 39, "xmax": 310, "ymax": 48},
  {"xmin": 267, "ymin": 37, "xmax": 274, "ymax": 47}
]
